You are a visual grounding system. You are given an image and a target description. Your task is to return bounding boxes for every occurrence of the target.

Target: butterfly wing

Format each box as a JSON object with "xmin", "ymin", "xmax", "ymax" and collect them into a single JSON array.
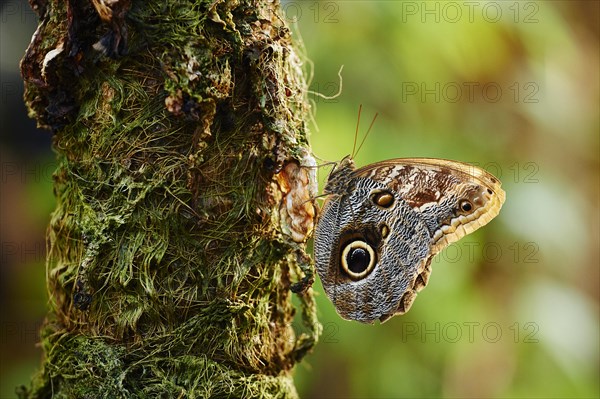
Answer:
[
  {"xmin": 352, "ymin": 158, "xmax": 505, "ymax": 253},
  {"xmin": 314, "ymin": 174, "xmax": 432, "ymax": 323},
  {"xmin": 314, "ymin": 158, "xmax": 505, "ymax": 323}
]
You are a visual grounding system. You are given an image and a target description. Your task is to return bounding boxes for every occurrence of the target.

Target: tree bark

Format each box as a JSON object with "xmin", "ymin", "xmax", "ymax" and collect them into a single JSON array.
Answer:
[{"xmin": 18, "ymin": 0, "xmax": 319, "ymax": 397}]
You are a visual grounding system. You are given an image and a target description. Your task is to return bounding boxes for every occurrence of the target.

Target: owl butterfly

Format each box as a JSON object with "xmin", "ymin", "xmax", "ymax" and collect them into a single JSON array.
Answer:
[{"xmin": 313, "ymin": 110, "xmax": 506, "ymax": 323}]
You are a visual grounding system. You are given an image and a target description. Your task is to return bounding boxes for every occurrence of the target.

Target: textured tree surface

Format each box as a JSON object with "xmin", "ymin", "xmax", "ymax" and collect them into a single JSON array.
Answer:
[{"xmin": 18, "ymin": 0, "xmax": 319, "ymax": 397}]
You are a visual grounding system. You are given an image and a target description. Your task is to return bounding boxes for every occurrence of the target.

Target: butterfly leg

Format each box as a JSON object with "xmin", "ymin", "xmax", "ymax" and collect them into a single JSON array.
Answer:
[{"xmin": 290, "ymin": 245, "xmax": 314, "ymax": 293}]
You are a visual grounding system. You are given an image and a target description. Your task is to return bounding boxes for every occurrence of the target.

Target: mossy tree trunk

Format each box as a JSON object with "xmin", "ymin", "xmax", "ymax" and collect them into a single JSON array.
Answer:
[{"xmin": 19, "ymin": 0, "xmax": 319, "ymax": 397}]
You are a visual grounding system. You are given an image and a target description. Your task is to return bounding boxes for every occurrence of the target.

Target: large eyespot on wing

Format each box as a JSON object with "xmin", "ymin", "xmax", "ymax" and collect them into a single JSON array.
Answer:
[{"xmin": 340, "ymin": 240, "xmax": 376, "ymax": 279}]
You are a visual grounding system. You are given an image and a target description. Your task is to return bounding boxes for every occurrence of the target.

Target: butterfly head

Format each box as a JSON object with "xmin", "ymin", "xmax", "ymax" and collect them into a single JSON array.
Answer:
[{"xmin": 323, "ymin": 155, "xmax": 356, "ymax": 195}]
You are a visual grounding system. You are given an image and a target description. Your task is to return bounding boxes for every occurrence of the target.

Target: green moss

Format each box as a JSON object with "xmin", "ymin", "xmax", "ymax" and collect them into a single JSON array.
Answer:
[{"xmin": 19, "ymin": 0, "xmax": 318, "ymax": 397}]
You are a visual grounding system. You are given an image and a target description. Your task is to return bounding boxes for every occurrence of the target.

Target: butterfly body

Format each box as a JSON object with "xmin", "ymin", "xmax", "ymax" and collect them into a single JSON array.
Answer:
[{"xmin": 314, "ymin": 156, "xmax": 505, "ymax": 323}]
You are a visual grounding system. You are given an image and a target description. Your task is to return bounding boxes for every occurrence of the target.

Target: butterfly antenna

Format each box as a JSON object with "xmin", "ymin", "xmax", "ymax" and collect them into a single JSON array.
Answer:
[
  {"xmin": 354, "ymin": 111, "xmax": 378, "ymax": 157},
  {"xmin": 301, "ymin": 192, "xmax": 329, "ymax": 205},
  {"xmin": 351, "ymin": 104, "xmax": 363, "ymax": 157}
]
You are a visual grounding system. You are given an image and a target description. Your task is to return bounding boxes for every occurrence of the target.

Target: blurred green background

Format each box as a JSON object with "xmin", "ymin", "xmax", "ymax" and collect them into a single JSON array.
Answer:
[{"xmin": 1, "ymin": 1, "xmax": 598, "ymax": 398}]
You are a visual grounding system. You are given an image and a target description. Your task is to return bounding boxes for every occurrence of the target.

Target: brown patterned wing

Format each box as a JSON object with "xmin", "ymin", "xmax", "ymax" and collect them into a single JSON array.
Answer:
[
  {"xmin": 314, "ymin": 157, "xmax": 505, "ymax": 323},
  {"xmin": 353, "ymin": 158, "xmax": 505, "ymax": 252}
]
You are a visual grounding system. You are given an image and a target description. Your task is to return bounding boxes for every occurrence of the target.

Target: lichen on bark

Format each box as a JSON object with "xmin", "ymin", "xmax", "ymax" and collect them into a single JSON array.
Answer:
[{"xmin": 19, "ymin": 0, "xmax": 319, "ymax": 397}]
